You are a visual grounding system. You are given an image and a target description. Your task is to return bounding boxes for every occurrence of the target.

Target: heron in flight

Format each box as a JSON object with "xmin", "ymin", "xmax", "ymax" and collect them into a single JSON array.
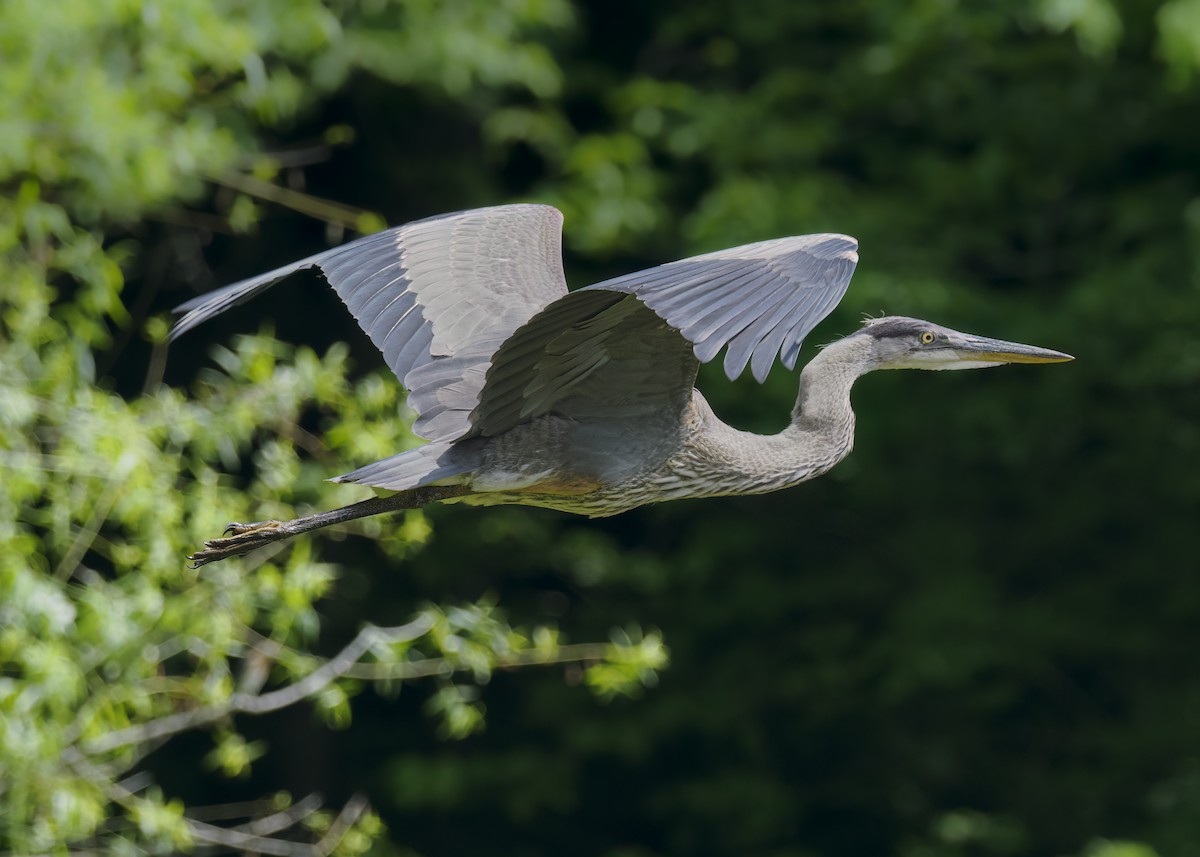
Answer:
[{"xmin": 172, "ymin": 204, "xmax": 1071, "ymax": 566}]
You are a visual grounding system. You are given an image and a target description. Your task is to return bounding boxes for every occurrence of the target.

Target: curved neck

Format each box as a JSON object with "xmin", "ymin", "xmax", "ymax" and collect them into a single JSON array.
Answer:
[
  {"xmin": 789, "ymin": 334, "xmax": 872, "ymax": 436},
  {"xmin": 680, "ymin": 335, "xmax": 874, "ymax": 497}
]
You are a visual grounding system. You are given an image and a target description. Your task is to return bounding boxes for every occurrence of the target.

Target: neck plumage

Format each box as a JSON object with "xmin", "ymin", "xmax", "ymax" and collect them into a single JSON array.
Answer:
[
  {"xmin": 788, "ymin": 334, "xmax": 871, "ymax": 439},
  {"xmin": 687, "ymin": 335, "xmax": 873, "ymax": 496}
]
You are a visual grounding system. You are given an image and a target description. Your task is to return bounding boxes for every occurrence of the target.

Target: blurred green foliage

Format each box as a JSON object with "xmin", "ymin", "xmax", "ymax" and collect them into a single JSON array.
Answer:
[
  {"xmin": 0, "ymin": 1, "xmax": 657, "ymax": 854},
  {"xmin": 3, "ymin": 0, "xmax": 1199, "ymax": 855}
]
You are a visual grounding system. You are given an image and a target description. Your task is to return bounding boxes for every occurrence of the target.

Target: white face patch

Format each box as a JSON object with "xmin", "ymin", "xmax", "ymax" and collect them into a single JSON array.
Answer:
[
  {"xmin": 928, "ymin": 359, "xmax": 1005, "ymax": 371},
  {"xmin": 882, "ymin": 349, "xmax": 1005, "ymax": 371}
]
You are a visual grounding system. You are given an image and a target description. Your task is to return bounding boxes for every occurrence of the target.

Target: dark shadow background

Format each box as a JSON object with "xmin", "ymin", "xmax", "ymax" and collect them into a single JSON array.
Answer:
[{"xmin": 123, "ymin": 3, "xmax": 1200, "ymax": 856}]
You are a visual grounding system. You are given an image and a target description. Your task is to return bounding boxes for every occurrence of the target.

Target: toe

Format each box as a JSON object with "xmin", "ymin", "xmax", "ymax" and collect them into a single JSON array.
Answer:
[{"xmin": 223, "ymin": 520, "xmax": 283, "ymax": 536}]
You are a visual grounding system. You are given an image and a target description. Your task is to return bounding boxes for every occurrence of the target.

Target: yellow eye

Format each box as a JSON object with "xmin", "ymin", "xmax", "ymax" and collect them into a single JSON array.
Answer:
[{"xmin": 920, "ymin": 331, "xmax": 936, "ymax": 345}]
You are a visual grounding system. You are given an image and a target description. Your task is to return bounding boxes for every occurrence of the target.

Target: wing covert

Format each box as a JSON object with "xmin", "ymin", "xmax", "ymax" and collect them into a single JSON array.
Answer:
[{"xmin": 470, "ymin": 292, "xmax": 697, "ymax": 440}]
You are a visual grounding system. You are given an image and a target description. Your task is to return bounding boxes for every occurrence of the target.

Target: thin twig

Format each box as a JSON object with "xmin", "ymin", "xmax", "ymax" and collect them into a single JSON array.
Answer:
[
  {"xmin": 314, "ymin": 793, "xmax": 369, "ymax": 857},
  {"xmin": 53, "ymin": 479, "xmax": 121, "ymax": 581},
  {"xmin": 113, "ymin": 770, "xmax": 154, "ymax": 795},
  {"xmin": 206, "ymin": 170, "xmax": 380, "ymax": 232},
  {"xmin": 238, "ymin": 624, "xmax": 608, "ymax": 683},
  {"xmin": 64, "ymin": 753, "xmax": 328, "ymax": 857},
  {"xmin": 186, "ymin": 817, "xmax": 315, "ymax": 857},
  {"xmin": 142, "ymin": 339, "xmax": 168, "ymax": 394},
  {"xmin": 238, "ymin": 794, "xmax": 325, "ymax": 837},
  {"xmin": 237, "ymin": 142, "xmax": 336, "ymax": 170},
  {"xmin": 232, "ymin": 616, "xmax": 435, "ymax": 714},
  {"xmin": 279, "ymin": 419, "xmax": 331, "ymax": 461},
  {"xmin": 149, "ymin": 205, "xmax": 237, "ymax": 234},
  {"xmin": 340, "ymin": 642, "xmax": 610, "ymax": 680}
]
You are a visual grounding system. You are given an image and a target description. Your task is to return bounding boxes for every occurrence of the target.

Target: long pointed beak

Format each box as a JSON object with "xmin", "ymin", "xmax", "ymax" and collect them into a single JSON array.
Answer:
[{"xmin": 952, "ymin": 334, "xmax": 1073, "ymax": 364}]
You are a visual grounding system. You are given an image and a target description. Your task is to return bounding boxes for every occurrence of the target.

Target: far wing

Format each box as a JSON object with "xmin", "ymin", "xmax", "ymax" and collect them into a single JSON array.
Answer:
[
  {"xmin": 469, "ymin": 233, "xmax": 860, "ymax": 443},
  {"xmin": 171, "ymin": 204, "xmax": 569, "ymax": 440},
  {"xmin": 582, "ymin": 233, "xmax": 859, "ymax": 383}
]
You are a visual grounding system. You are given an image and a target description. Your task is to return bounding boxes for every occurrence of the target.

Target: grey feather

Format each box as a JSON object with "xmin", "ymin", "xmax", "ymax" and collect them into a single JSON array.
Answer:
[
  {"xmin": 331, "ymin": 440, "xmax": 479, "ymax": 491},
  {"xmin": 174, "ymin": 207, "xmax": 862, "ymax": 502},
  {"xmin": 468, "ymin": 293, "xmax": 695, "ymax": 440},
  {"xmin": 172, "ymin": 204, "xmax": 570, "ymax": 442},
  {"xmin": 694, "ymin": 273, "xmax": 794, "ymax": 364},
  {"xmin": 581, "ymin": 233, "xmax": 859, "ymax": 382}
]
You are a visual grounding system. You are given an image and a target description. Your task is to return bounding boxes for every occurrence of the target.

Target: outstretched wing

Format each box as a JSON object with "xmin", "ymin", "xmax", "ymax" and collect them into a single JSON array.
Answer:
[
  {"xmin": 468, "ymin": 291, "xmax": 691, "ymax": 437},
  {"xmin": 171, "ymin": 204, "xmax": 569, "ymax": 440},
  {"xmin": 584, "ymin": 233, "xmax": 859, "ymax": 383},
  {"xmin": 468, "ymin": 233, "xmax": 859, "ymax": 441}
]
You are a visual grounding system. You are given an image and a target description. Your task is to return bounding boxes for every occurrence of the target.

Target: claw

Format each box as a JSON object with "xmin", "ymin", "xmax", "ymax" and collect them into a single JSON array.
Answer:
[
  {"xmin": 186, "ymin": 520, "xmax": 289, "ymax": 567},
  {"xmin": 222, "ymin": 520, "xmax": 277, "ymax": 537}
]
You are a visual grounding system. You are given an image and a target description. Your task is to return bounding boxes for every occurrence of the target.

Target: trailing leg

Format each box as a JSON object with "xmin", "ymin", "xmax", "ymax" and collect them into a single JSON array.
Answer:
[{"xmin": 187, "ymin": 485, "xmax": 472, "ymax": 567}]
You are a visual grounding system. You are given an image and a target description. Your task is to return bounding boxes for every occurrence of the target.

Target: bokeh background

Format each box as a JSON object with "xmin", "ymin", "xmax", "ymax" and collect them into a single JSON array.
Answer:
[{"xmin": 3, "ymin": 1, "xmax": 1199, "ymax": 855}]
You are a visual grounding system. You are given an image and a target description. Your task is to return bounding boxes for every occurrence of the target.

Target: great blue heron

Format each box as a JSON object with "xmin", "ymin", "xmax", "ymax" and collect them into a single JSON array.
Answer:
[{"xmin": 172, "ymin": 204, "xmax": 1071, "ymax": 566}]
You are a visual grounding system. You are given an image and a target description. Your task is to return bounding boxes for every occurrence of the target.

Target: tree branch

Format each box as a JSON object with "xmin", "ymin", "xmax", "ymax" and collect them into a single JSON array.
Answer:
[
  {"xmin": 238, "ymin": 793, "xmax": 325, "ymax": 837},
  {"xmin": 230, "ymin": 617, "xmax": 428, "ymax": 715},
  {"xmin": 339, "ymin": 642, "xmax": 610, "ymax": 680},
  {"xmin": 186, "ymin": 817, "xmax": 317, "ymax": 857},
  {"xmin": 63, "ymin": 753, "xmax": 342, "ymax": 857},
  {"xmin": 81, "ymin": 615, "xmax": 434, "ymax": 755}
]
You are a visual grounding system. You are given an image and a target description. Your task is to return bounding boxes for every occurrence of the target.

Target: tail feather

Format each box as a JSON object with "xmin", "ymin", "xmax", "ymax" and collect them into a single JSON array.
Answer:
[{"xmin": 330, "ymin": 441, "xmax": 476, "ymax": 491}]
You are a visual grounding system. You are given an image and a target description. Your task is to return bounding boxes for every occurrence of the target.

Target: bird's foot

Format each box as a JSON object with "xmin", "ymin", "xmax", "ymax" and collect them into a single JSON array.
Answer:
[{"xmin": 187, "ymin": 520, "xmax": 289, "ymax": 568}]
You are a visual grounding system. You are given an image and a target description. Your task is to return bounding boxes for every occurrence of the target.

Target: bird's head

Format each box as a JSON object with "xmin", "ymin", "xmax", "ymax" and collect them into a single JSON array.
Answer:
[{"xmin": 856, "ymin": 316, "xmax": 1073, "ymax": 371}]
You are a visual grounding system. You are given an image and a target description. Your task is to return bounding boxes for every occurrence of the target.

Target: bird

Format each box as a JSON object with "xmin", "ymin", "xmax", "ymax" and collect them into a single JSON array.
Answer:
[{"xmin": 171, "ymin": 204, "xmax": 1072, "ymax": 566}]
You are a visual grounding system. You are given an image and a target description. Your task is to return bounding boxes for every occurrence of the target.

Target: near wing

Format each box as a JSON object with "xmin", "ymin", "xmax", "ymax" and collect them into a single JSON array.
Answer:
[
  {"xmin": 469, "ymin": 233, "xmax": 860, "ymax": 439},
  {"xmin": 171, "ymin": 204, "xmax": 569, "ymax": 441}
]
